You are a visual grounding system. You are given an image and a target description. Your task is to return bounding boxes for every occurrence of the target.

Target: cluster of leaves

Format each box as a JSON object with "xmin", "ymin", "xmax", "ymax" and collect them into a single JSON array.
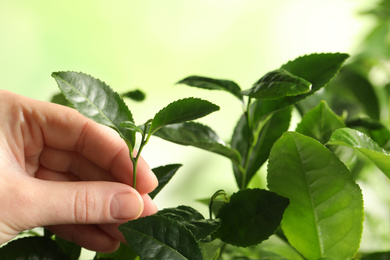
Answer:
[{"xmin": 0, "ymin": 51, "xmax": 382, "ymax": 260}]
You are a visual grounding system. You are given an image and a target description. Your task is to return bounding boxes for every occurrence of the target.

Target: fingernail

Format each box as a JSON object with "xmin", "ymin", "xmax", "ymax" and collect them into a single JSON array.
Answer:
[{"xmin": 111, "ymin": 193, "xmax": 143, "ymax": 220}]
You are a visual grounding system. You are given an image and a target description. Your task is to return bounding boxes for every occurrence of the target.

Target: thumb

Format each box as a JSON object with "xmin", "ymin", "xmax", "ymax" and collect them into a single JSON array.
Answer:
[{"xmin": 22, "ymin": 179, "xmax": 144, "ymax": 228}]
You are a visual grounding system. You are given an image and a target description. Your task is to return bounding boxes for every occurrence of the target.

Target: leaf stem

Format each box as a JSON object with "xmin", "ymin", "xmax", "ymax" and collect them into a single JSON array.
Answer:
[{"xmin": 126, "ymin": 122, "xmax": 153, "ymax": 189}]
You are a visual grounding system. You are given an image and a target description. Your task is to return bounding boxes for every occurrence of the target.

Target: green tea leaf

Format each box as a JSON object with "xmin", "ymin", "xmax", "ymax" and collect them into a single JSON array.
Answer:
[
  {"xmin": 241, "ymin": 69, "xmax": 311, "ymax": 99},
  {"xmin": 150, "ymin": 98, "xmax": 219, "ymax": 134},
  {"xmin": 177, "ymin": 75, "xmax": 243, "ymax": 102},
  {"xmin": 267, "ymin": 132, "xmax": 364, "ymax": 260},
  {"xmin": 120, "ymin": 120, "xmax": 144, "ymax": 134},
  {"xmin": 347, "ymin": 117, "xmax": 390, "ymax": 148},
  {"xmin": 296, "ymin": 101, "xmax": 345, "ymax": 144},
  {"xmin": 157, "ymin": 206, "xmax": 221, "ymax": 242},
  {"xmin": 51, "ymin": 92, "xmax": 74, "ymax": 108},
  {"xmin": 327, "ymin": 128, "xmax": 390, "ymax": 179},
  {"xmin": 54, "ymin": 236, "xmax": 81, "ymax": 260},
  {"xmin": 215, "ymin": 188, "xmax": 289, "ymax": 247},
  {"xmin": 121, "ymin": 89, "xmax": 146, "ymax": 102},
  {"xmin": 95, "ymin": 242, "xmax": 138, "ymax": 260},
  {"xmin": 154, "ymin": 122, "xmax": 241, "ymax": 164},
  {"xmin": 119, "ymin": 215, "xmax": 203, "ymax": 260},
  {"xmin": 281, "ymin": 53, "xmax": 349, "ymax": 95},
  {"xmin": 0, "ymin": 237, "xmax": 68, "ymax": 260},
  {"xmin": 52, "ymin": 71, "xmax": 136, "ymax": 146},
  {"xmin": 149, "ymin": 164, "xmax": 182, "ymax": 199},
  {"xmin": 258, "ymin": 53, "xmax": 349, "ymax": 115},
  {"xmin": 232, "ymin": 106, "xmax": 292, "ymax": 189}
]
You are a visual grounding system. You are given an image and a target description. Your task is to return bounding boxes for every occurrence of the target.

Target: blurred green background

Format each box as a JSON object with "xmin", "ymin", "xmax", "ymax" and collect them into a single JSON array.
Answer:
[
  {"xmin": 0, "ymin": 0, "xmax": 373, "ymax": 210},
  {"xmin": 0, "ymin": 0, "xmax": 380, "ymax": 250}
]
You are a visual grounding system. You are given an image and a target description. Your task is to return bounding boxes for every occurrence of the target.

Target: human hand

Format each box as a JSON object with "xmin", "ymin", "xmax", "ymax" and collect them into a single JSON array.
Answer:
[{"xmin": 0, "ymin": 90, "xmax": 158, "ymax": 252}]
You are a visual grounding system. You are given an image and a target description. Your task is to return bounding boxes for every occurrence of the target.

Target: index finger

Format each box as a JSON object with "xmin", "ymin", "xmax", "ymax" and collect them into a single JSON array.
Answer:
[{"xmin": 9, "ymin": 92, "xmax": 158, "ymax": 194}]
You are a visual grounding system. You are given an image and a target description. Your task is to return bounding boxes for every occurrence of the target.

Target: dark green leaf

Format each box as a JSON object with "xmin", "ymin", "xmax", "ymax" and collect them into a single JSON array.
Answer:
[
  {"xmin": 267, "ymin": 132, "xmax": 364, "ymax": 259},
  {"xmin": 257, "ymin": 53, "xmax": 349, "ymax": 115},
  {"xmin": 177, "ymin": 75, "xmax": 243, "ymax": 102},
  {"xmin": 51, "ymin": 92, "xmax": 74, "ymax": 108},
  {"xmin": 157, "ymin": 206, "xmax": 221, "ymax": 242},
  {"xmin": 327, "ymin": 128, "xmax": 390, "ymax": 179},
  {"xmin": 296, "ymin": 101, "xmax": 345, "ymax": 144},
  {"xmin": 52, "ymin": 71, "xmax": 136, "ymax": 147},
  {"xmin": 215, "ymin": 188, "xmax": 289, "ymax": 247},
  {"xmin": 54, "ymin": 236, "xmax": 81, "ymax": 260},
  {"xmin": 120, "ymin": 120, "xmax": 144, "ymax": 134},
  {"xmin": 241, "ymin": 69, "xmax": 311, "ymax": 99},
  {"xmin": 0, "ymin": 237, "xmax": 68, "ymax": 260},
  {"xmin": 95, "ymin": 242, "xmax": 138, "ymax": 260},
  {"xmin": 154, "ymin": 122, "xmax": 241, "ymax": 164},
  {"xmin": 121, "ymin": 89, "xmax": 146, "ymax": 102},
  {"xmin": 347, "ymin": 117, "xmax": 390, "ymax": 148},
  {"xmin": 150, "ymin": 98, "xmax": 219, "ymax": 134},
  {"xmin": 325, "ymin": 66, "xmax": 380, "ymax": 120},
  {"xmin": 232, "ymin": 106, "xmax": 292, "ymax": 189},
  {"xmin": 281, "ymin": 53, "xmax": 349, "ymax": 95},
  {"xmin": 119, "ymin": 215, "xmax": 203, "ymax": 260},
  {"xmin": 149, "ymin": 164, "xmax": 182, "ymax": 199}
]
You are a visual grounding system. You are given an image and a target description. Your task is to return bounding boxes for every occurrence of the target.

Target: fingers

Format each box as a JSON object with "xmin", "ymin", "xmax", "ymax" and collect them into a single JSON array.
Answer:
[
  {"xmin": 45, "ymin": 194, "xmax": 158, "ymax": 253},
  {"xmin": 19, "ymin": 178, "xmax": 145, "ymax": 229},
  {"xmin": 1, "ymin": 91, "xmax": 158, "ymax": 194},
  {"xmin": 46, "ymin": 224, "xmax": 120, "ymax": 253}
]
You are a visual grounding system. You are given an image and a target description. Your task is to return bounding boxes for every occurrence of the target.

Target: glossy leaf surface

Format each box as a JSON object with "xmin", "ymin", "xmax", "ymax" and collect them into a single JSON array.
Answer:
[
  {"xmin": 258, "ymin": 53, "xmax": 349, "ymax": 115},
  {"xmin": 154, "ymin": 122, "xmax": 241, "ymax": 164},
  {"xmin": 296, "ymin": 101, "xmax": 345, "ymax": 144},
  {"xmin": 119, "ymin": 215, "xmax": 203, "ymax": 260},
  {"xmin": 215, "ymin": 188, "xmax": 289, "ymax": 247},
  {"xmin": 177, "ymin": 75, "xmax": 243, "ymax": 102},
  {"xmin": 267, "ymin": 132, "xmax": 363, "ymax": 260},
  {"xmin": 157, "ymin": 206, "xmax": 220, "ymax": 242},
  {"xmin": 327, "ymin": 128, "xmax": 390, "ymax": 179},
  {"xmin": 52, "ymin": 71, "xmax": 135, "ymax": 146},
  {"xmin": 150, "ymin": 98, "xmax": 219, "ymax": 134},
  {"xmin": 149, "ymin": 164, "xmax": 182, "ymax": 199},
  {"xmin": 241, "ymin": 69, "xmax": 311, "ymax": 99}
]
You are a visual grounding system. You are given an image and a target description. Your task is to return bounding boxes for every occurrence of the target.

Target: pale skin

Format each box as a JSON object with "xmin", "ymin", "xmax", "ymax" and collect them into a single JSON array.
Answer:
[{"xmin": 0, "ymin": 90, "xmax": 158, "ymax": 253}]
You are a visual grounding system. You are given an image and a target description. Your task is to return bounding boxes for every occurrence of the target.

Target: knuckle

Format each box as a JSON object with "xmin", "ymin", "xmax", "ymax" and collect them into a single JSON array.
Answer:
[{"xmin": 73, "ymin": 187, "xmax": 96, "ymax": 224}]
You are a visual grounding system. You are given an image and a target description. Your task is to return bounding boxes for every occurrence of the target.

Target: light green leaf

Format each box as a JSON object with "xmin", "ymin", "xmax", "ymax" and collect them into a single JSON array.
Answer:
[
  {"xmin": 267, "ymin": 132, "xmax": 363, "ymax": 260},
  {"xmin": 177, "ymin": 75, "xmax": 243, "ymax": 102},
  {"xmin": 119, "ymin": 215, "xmax": 203, "ymax": 260},
  {"xmin": 296, "ymin": 101, "xmax": 345, "ymax": 144},
  {"xmin": 327, "ymin": 128, "xmax": 390, "ymax": 179},
  {"xmin": 241, "ymin": 69, "xmax": 311, "ymax": 99},
  {"xmin": 150, "ymin": 98, "xmax": 219, "ymax": 134},
  {"xmin": 52, "ymin": 71, "xmax": 135, "ymax": 146},
  {"xmin": 215, "ymin": 188, "xmax": 289, "ymax": 247},
  {"xmin": 154, "ymin": 122, "xmax": 241, "ymax": 164}
]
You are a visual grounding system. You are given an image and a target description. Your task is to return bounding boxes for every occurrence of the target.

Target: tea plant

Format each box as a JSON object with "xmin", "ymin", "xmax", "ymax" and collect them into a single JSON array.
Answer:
[
  {"xmin": 4, "ymin": 3, "xmax": 390, "ymax": 255},
  {"xmin": 2, "ymin": 47, "xmax": 390, "ymax": 259}
]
